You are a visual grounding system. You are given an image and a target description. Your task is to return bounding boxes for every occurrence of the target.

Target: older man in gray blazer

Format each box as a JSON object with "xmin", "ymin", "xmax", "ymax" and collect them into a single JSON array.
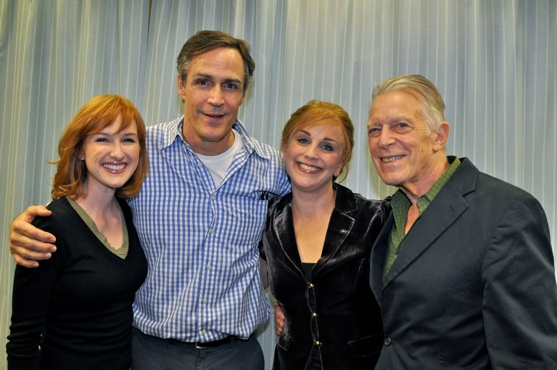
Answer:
[{"xmin": 367, "ymin": 74, "xmax": 557, "ymax": 369}]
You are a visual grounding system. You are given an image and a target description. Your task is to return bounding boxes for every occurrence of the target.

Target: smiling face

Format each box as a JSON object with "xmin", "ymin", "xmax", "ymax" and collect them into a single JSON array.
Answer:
[
  {"xmin": 79, "ymin": 115, "xmax": 140, "ymax": 197},
  {"xmin": 177, "ymin": 47, "xmax": 247, "ymax": 156},
  {"xmin": 283, "ymin": 122, "xmax": 346, "ymax": 195},
  {"xmin": 367, "ymin": 90, "xmax": 449, "ymax": 197}
]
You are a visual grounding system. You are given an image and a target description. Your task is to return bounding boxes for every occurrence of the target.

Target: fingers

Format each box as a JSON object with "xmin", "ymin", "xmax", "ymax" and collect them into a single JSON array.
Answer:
[
  {"xmin": 10, "ymin": 206, "xmax": 56, "ymax": 267},
  {"xmin": 23, "ymin": 205, "xmax": 53, "ymax": 221},
  {"xmin": 12, "ymin": 252, "xmax": 42, "ymax": 268},
  {"xmin": 274, "ymin": 301, "xmax": 285, "ymax": 335}
]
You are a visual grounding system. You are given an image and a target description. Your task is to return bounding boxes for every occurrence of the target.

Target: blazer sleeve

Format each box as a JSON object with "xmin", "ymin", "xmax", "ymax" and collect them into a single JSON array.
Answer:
[{"xmin": 482, "ymin": 194, "xmax": 557, "ymax": 367}]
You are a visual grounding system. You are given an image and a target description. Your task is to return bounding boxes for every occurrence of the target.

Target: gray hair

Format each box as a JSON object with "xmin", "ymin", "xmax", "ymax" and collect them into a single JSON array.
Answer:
[{"xmin": 372, "ymin": 74, "xmax": 445, "ymax": 133}]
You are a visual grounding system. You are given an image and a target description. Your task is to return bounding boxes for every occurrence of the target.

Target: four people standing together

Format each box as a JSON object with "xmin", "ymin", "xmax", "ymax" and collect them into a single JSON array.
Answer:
[{"xmin": 7, "ymin": 30, "xmax": 557, "ymax": 370}]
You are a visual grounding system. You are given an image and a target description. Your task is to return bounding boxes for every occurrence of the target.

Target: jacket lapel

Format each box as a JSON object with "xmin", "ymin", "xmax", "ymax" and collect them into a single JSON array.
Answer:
[
  {"xmin": 370, "ymin": 215, "xmax": 394, "ymax": 298},
  {"xmin": 313, "ymin": 207, "xmax": 355, "ymax": 275},
  {"xmin": 272, "ymin": 202, "xmax": 304, "ymax": 272},
  {"xmin": 380, "ymin": 158, "xmax": 478, "ymax": 290}
]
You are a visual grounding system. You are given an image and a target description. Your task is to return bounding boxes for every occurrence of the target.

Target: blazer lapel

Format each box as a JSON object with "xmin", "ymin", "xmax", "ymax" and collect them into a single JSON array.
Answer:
[
  {"xmin": 370, "ymin": 215, "xmax": 394, "ymax": 298},
  {"xmin": 381, "ymin": 159, "xmax": 477, "ymax": 289},
  {"xmin": 272, "ymin": 203, "xmax": 304, "ymax": 272},
  {"xmin": 313, "ymin": 208, "xmax": 354, "ymax": 276}
]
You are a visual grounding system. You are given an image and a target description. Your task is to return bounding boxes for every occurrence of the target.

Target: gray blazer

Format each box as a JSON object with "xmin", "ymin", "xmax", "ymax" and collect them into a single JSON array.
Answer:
[{"xmin": 370, "ymin": 157, "xmax": 557, "ymax": 369}]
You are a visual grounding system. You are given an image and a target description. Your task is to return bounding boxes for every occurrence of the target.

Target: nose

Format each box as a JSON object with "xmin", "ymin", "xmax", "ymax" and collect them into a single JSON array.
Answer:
[
  {"xmin": 208, "ymin": 86, "xmax": 225, "ymax": 106},
  {"xmin": 377, "ymin": 127, "xmax": 395, "ymax": 149},
  {"xmin": 110, "ymin": 142, "xmax": 125, "ymax": 160},
  {"xmin": 304, "ymin": 144, "xmax": 318, "ymax": 159}
]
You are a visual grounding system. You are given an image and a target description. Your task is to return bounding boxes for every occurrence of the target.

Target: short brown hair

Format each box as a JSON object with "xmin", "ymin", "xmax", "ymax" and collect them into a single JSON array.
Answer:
[
  {"xmin": 281, "ymin": 100, "xmax": 354, "ymax": 182},
  {"xmin": 176, "ymin": 30, "xmax": 256, "ymax": 93},
  {"xmin": 51, "ymin": 94, "xmax": 148, "ymax": 200}
]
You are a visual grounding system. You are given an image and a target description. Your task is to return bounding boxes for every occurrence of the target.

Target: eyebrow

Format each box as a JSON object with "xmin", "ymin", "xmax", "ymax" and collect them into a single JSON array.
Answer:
[
  {"xmin": 299, "ymin": 129, "xmax": 339, "ymax": 144},
  {"xmin": 194, "ymin": 73, "xmax": 242, "ymax": 85},
  {"xmin": 368, "ymin": 115, "xmax": 412, "ymax": 126},
  {"xmin": 94, "ymin": 130, "xmax": 138, "ymax": 136}
]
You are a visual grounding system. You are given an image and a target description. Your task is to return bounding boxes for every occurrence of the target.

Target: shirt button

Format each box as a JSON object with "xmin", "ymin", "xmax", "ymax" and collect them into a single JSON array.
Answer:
[{"xmin": 384, "ymin": 337, "xmax": 392, "ymax": 346}]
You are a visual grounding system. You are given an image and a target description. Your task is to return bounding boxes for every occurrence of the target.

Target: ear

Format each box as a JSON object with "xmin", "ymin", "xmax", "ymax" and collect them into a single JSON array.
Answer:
[
  {"xmin": 77, "ymin": 150, "xmax": 85, "ymax": 161},
  {"xmin": 334, "ymin": 161, "xmax": 345, "ymax": 178},
  {"xmin": 432, "ymin": 121, "xmax": 450, "ymax": 152},
  {"xmin": 177, "ymin": 74, "xmax": 186, "ymax": 101},
  {"xmin": 240, "ymin": 86, "xmax": 248, "ymax": 104}
]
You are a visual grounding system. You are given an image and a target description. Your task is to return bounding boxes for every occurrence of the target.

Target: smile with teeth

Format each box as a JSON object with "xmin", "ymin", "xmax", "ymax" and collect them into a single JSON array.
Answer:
[
  {"xmin": 104, "ymin": 163, "xmax": 126, "ymax": 171},
  {"xmin": 298, "ymin": 162, "xmax": 321, "ymax": 172},
  {"xmin": 381, "ymin": 155, "xmax": 405, "ymax": 163}
]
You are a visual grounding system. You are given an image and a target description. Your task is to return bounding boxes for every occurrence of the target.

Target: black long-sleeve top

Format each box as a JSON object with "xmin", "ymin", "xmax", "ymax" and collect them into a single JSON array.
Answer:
[{"xmin": 7, "ymin": 197, "xmax": 147, "ymax": 370}]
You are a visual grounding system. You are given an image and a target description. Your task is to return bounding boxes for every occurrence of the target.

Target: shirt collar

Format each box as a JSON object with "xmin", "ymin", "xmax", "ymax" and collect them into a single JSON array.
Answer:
[
  {"xmin": 391, "ymin": 156, "xmax": 461, "ymax": 217},
  {"xmin": 161, "ymin": 116, "xmax": 270, "ymax": 159}
]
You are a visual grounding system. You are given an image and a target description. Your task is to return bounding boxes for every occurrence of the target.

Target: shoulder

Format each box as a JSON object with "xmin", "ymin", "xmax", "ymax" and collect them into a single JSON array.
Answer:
[
  {"xmin": 41, "ymin": 198, "xmax": 75, "ymax": 225},
  {"xmin": 335, "ymin": 183, "xmax": 385, "ymax": 213},
  {"xmin": 146, "ymin": 117, "xmax": 182, "ymax": 134},
  {"xmin": 32, "ymin": 198, "xmax": 80, "ymax": 244},
  {"xmin": 145, "ymin": 117, "xmax": 183, "ymax": 148},
  {"xmin": 268, "ymin": 192, "xmax": 292, "ymax": 214},
  {"xmin": 234, "ymin": 120, "xmax": 282, "ymax": 162},
  {"xmin": 456, "ymin": 157, "xmax": 540, "ymax": 205}
]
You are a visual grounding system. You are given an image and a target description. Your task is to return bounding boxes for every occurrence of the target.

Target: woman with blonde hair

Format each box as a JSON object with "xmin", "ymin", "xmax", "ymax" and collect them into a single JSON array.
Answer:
[{"xmin": 7, "ymin": 94, "xmax": 148, "ymax": 370}]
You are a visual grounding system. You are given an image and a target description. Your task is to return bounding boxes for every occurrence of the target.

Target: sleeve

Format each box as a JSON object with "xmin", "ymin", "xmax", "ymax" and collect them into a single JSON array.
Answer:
[
  {"xmin": 6, "ymin": 216, "xmax": 63, "ymax": 370},
  {"xmin": 258, "ymin": 199, "xmax": 275, "ymax": 261},
  {"xmin": 482, "ymin": 195, "xmax": 557, "ymax": 368}
]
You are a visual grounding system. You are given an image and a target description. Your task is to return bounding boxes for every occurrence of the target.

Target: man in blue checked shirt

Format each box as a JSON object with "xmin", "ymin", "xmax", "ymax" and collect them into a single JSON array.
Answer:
[{"xmin": 10, "ymin": 30, "xmax": 290, "ymax": 370}]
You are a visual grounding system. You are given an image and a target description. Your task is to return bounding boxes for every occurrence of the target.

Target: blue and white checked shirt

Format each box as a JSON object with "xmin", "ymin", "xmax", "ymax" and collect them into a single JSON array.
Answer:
[{"xmin": 129, "ymin": 117, "xmax": 290, "ymax": 342}]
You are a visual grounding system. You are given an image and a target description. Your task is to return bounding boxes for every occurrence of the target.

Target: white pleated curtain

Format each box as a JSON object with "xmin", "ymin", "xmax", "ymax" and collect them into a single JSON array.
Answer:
[{"xmin": 1, "ymin": 1, "xmax": 555, "ymax": 368}]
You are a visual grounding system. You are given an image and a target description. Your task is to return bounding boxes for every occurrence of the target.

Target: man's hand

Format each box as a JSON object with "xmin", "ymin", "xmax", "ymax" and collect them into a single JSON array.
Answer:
[
  {"xmin": 10, "ymin": 205, "xmax": 56, "ymax": 268},
  {"xmin": 274, "ymin": 301, "xmax": 285, "ymax": 335}
]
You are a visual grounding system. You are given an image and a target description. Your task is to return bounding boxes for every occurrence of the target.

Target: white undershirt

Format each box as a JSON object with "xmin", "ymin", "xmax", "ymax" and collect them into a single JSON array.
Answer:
[{"xmin": 195, "ymin": 128, "xmax": 244, "ymax": 186}]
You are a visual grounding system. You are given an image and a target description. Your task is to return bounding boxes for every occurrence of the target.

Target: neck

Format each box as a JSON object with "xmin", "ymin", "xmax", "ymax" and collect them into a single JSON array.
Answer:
[
  {"xmin": 74, "ymin": 188, "xmax": 118, "ymax": 218},
  {"xmin": 181, "ymin": 118, "xmax": 236, "ymax": 156},
  {"xmin": 291, "ymin": 184, "xmax": 336, "ymax": 219},
  {"xmin": 399, "ymin": 155, "xmax": 450, "ymax": 205}
]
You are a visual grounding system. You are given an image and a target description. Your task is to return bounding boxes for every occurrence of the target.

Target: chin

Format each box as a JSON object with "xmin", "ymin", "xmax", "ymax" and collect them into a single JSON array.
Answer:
[{"xmin": 378, "ymin": 175, "xmax": 401, "ymax": 187}]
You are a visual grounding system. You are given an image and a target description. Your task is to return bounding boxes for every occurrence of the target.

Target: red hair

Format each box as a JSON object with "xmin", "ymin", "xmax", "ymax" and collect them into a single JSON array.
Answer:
[{"xmin": 51, "ymin": 94, "xmax": 148, "ymax": 199}]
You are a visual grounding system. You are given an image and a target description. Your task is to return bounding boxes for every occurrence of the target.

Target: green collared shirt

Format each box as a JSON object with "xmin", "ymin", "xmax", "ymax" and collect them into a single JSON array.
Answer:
[{"xmin": 382, "ymin": 156, "xmax": 461, "ymax": 281}]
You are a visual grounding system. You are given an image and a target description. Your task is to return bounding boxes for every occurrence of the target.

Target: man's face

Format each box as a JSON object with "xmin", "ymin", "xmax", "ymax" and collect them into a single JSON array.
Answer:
[
  {"xmin": 367, "ymin": 90, "xmax": 447, "ymax": 196},
  {"xmin": 177, "ymin": 47, "xmax": 247, "ymax": 156}
]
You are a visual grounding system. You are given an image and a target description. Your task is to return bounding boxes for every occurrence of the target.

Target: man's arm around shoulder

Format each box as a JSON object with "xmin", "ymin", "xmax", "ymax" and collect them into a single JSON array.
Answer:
[{"xmin": 10, "ymin": 205, "xmax": 56, "ymax": 268}]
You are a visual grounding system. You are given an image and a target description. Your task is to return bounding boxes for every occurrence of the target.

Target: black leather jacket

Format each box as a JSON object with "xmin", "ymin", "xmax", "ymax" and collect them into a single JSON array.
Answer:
[{"xmin": 261, "ymin": 183, "xmax": 390, "ymax": 370}]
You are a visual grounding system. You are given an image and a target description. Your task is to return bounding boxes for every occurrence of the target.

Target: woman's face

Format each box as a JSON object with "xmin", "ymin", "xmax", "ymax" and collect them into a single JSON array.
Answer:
[
  {"xmin": 79, "ymin": 114, "xmax": 140, "ymax": 196},
  {"xmin": 283, "ymin": 121, "xmax": 346, "ymax": 194}
]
